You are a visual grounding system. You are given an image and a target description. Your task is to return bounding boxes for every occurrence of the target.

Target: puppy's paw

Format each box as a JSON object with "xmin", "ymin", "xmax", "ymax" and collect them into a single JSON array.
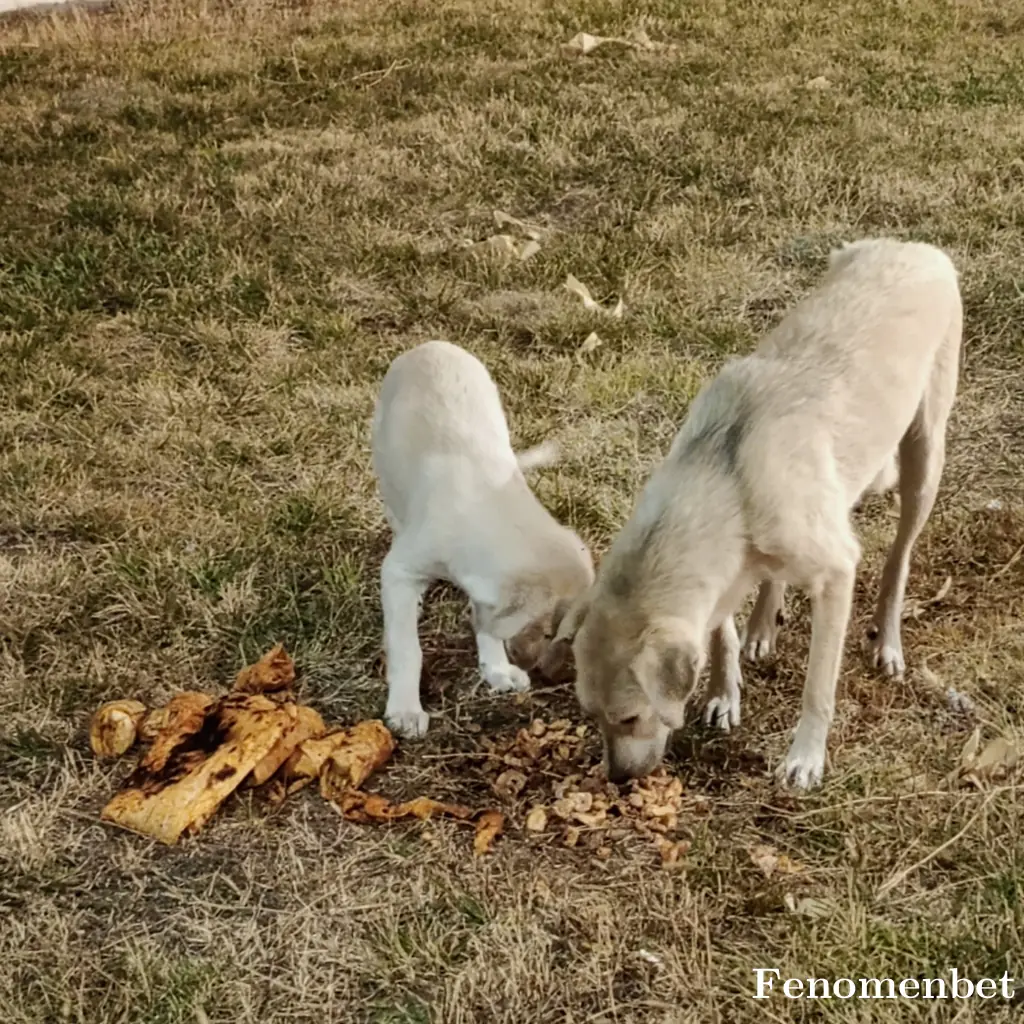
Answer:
[
  {"xmin": 777, "ymin": 739, "xmax": 826, "ymax": 789},
  {"xmin": 385, "ymin": 707, "xmax": 430, "ymax": 738},
  {"xmin": 482, "ymin": 664, "xmax": 531, "ymax": 694},
  {"xmin": 704, "ymin": 693, "xmax": 741, "ymax": 733},
  {"xmin": 868, "ymin": 631, "xmax": 905, "ymax": 679}
]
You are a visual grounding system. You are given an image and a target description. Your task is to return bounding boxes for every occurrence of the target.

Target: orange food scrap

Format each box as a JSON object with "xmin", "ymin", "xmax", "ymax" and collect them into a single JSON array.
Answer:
[
  {"xmin": 101, "ymin": 693, "xmax": 291, "ymax": 845},
  {"xmin": 249, "ymin": 704, "xmax": 326, "ymax": 787},
  {"xmin": 327, "ymin": 789, "xmax": 475, "ymax": 824},
  {"xmin": 233, "ymin": 643, "xmax": 296, "ymax": 696},
  {"xmin": 473, "ymin": 810, "xmax": 505, "ymax": 856},
  {"xmin": 307, "ymin": 720, "xmax": 396, "ymax": 790},
  {"xmin": 138, "ymin": 692, "xmax": 215, "ymax": 773},
  {"xmin": 89, "ymin": 700, "xmax": 148, "ymax": 758}
]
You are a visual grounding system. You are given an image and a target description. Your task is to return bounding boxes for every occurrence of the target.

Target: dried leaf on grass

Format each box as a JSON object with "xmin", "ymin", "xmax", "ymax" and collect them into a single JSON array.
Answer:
[
  {"xmin": 564, "ymin": 274, "xmax": 625, "ymax": 317},
  {"xmin": 902, "ymin": 575, "xmax": 953, "ymax": 620},
  {"xmin": 492, "ymin": 209, "xmax": 542, "ymax": 240},
  {"xmin": 89, "ymin": 700, "xmax": 147, "ymax": 758},
  {"xmin": 463, "ymin": 212, "xmax": 544, "ymax": 262},
  {"xmin": 784, "ymin": 894, "xmax": 834, "ymax": 918},
  {"xmin": 749, "ymin": 844, "xmax": 807, "ymax": 879},
  {"xmin": 101, "ymin": 693, "xmax": 292, "ymax": 845},
  {"xmin": 467, "ymin": 234, "xmax": 540, "ymax": 262},
  {"xmin": 959, "ymin": 727, "xmax": 1020, "ymax": 784},
  {"xmin": 233, "ymin": 642, "xmax": 296, "ymax": 695},
  {"xmin": 563, "ymin": 28, "xmax": 658, "ymax": 57}
]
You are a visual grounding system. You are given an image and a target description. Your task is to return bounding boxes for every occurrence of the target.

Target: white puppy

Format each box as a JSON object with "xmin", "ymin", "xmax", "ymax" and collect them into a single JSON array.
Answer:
[
  {"xmin": 547, "ymin": 238, "xmax": 962, "ymax": 788},
  {"xmin": 372, "ymin": 340, "xmax": 595, "ymax": 738}
]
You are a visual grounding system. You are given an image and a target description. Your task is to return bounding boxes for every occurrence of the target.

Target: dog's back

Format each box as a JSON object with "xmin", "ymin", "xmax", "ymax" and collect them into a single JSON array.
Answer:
[
  {"xmin": 712, "ymin": 238, "xmax": 961, "ymax": 507},
  {"xmin": 372, "ymin": 341, "xmax": 518, "ymax": 528}
]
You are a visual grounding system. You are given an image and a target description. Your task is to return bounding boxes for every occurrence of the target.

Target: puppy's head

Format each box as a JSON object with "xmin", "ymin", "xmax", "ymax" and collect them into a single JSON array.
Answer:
[
  {"xmin": 552, "ymin": 594, "xmax": 703, "ymax": 782},
  {"xmin": 483, "ymin": 532, "xmax": 595, "ymax": 670},
  {"xmin": 477, "ymin": 542, "xmax": 594, "ymax": 646}
]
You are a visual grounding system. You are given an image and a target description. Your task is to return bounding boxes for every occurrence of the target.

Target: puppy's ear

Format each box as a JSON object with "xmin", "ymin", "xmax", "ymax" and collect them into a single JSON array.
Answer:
[
  {"xmin": 550, "ymin": 592, "xmax": 591, "ymax": 644},
  {"xmin": 631, "ymin": 632, "xmax": 701, "ymax": 730},
  {"xmin": 536, "ymin": 592, "xmax": 591, "ymax": 682}
]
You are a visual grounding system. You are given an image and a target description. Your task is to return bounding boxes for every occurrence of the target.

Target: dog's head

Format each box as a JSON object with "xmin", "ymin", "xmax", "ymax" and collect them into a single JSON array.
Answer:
[{"xmin": 548, "ymin": 592, "xmax": 704, "ymax": 782}]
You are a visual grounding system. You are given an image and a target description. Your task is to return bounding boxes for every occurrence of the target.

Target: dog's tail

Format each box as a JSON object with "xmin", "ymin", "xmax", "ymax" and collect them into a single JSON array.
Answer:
[{"xmin": 515, "ymin": 439, "xmax": 561, "ymax": 473}]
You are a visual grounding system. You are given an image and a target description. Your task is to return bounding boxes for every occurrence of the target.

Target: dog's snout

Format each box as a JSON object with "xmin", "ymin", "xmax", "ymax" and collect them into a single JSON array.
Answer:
[{"xmin": 606, "ymin": 763, "xmax": 632, "ymax": 785}]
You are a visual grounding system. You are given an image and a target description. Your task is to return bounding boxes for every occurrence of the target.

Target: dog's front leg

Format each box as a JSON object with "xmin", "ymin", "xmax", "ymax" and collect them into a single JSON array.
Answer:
[
  {"xmin": 471, "ymin": 605, "xmax": 531, "ymax": 694},
  {"xmin": 381, "ymin": 549, "xmax": 431, "ymax": 738},
  {"xmin": 703, "ymin": 614, "xmax": 743, "ymax": 732},
  {"xmin": 779, "ymin": 565, "xmax": 855, "ymax": 789},
  {"xmin": 742, "ymin": 580, "xmax": 787, "ymax": 661}
]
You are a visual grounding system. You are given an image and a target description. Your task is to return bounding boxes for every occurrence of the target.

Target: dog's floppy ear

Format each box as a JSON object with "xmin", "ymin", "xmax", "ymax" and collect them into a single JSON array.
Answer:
[{"xmin": 630, "ymin": 631, "xmax": 701, "ymax": 730}]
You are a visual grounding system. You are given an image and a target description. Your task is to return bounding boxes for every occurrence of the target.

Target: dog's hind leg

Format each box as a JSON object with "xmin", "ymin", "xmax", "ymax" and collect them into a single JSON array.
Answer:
[
  {"xmin": 471, "ymin": 604, "xmax": 531, "ymax": 694},
  {"xmin": 868, "ymin": 423, "xmax": 952, "ymax": 677},
  {"xmin": 742, "ymin": 580, "xmax": 787, "ymax": 661},
  {"xmin": 869, "ymin": 318, "xmax": 960, "ymax": 678},
  {"xmin": 704, "ymin": 614, "xmax": 743, "ymax": 732},
  {"xmin": 381, "ymin": 544, "xmax": 431, "ymax": 738}
]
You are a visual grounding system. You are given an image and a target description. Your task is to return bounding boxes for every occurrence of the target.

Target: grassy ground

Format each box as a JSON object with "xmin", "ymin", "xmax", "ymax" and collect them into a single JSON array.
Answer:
[{"xmin": 1, "ymin": 0, "xmax": 1023, "ymax": 1021}]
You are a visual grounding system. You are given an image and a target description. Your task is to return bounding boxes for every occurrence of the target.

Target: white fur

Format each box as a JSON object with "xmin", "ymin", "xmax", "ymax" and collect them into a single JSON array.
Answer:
[
  {"xmin": 555, "ymin": 238, "xmax": 962, "ymax": 789},
  {"xmin": 371, "ymin": 340, "xmax": 594, "ymax": 737}
]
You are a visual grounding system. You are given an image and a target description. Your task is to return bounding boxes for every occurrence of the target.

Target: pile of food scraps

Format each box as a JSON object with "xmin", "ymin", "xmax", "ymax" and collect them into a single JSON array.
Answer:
[
  {"xmin": 477, "ymin": 718, "xmax": 705, "ymax": 867},
  {"xmin": 90, "ymin": 646, "xmax": 711, "ymax": 866},
  {"xmin": 90, "ymin": 645, "xmax": 503, "ymax": 853}
]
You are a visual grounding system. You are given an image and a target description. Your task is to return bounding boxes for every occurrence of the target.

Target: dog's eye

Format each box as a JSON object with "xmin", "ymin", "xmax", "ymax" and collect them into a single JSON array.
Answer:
[{"xmin": 619, "ymin": 715, "xmax": 639, "ymax": 728}]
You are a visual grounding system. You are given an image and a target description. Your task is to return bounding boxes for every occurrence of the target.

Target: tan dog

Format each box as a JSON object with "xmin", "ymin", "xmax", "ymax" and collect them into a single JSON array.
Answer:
[
  {"xmin": 546, "ymin": 238, "xmax": 962, "ymax": 788},
  {"xmin": 372, "ymin": 340, "xmax": 594, "ymax": 738}
]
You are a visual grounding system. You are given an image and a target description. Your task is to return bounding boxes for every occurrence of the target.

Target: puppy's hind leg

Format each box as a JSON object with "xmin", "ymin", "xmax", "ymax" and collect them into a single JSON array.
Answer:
[
  {"xmin": 381, "ymin": 544, "xmax": 431, "ymax": 738},
  {"xmin": 472, "ymin": 604, "xmax": 531, "ymax": 694},
  {"xmin": 742, "ymin": 580, "xmax": 787, "ymax": 661}
]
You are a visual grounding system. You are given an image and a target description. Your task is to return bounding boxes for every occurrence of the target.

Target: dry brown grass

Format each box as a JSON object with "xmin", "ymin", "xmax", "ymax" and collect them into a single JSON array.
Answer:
[{"xmin": 1, "ymin": 0, "xmax": 1023, "ymax": 1020}]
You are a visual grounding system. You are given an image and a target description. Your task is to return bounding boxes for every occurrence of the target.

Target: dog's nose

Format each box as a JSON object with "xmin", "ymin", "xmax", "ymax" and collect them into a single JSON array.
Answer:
[{"xmin": 606, "ymin": 764, "xmax": 632, "ymax": 785}]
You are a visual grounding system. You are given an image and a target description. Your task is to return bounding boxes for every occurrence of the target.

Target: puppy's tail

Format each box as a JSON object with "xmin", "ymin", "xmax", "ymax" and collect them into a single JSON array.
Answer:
[{"xmin": 515, "ymin": 439, "xmax": 561, "ymax": 473}]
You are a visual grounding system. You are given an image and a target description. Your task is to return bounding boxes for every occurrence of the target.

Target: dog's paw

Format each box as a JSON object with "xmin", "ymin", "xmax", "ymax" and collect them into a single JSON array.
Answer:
[
  {"xmin": 703, "ymin": 693, "xmax": 741, "ymax": 733},
  {"xmin": 868, "ymin": 633, "xmax": 905, "ymax": 679},
  {"xmin": 482, "ymin": 664, "xmax": 531, "ymax": 694},
  {"xmin": 385, "ymin": 707, "xmax": 430, "ymax": 738},
  {"xmin": 776, "ymin": 747, "xmax": 825, "ymax": 790},
  {"xmin": 742, "ymin": 635, "xmax": 776, "ymax": 662},
  {"xmin": 777, "ymin": 725, "xmax": 826, "ymax": 789}
]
